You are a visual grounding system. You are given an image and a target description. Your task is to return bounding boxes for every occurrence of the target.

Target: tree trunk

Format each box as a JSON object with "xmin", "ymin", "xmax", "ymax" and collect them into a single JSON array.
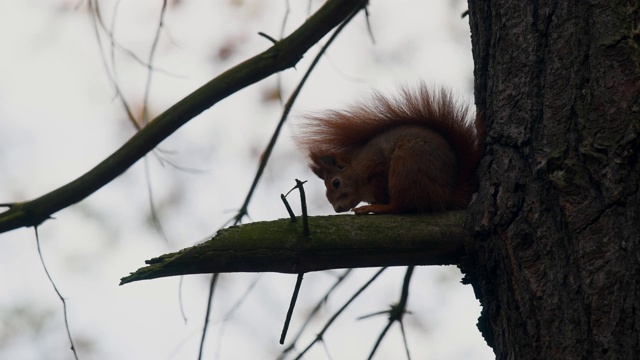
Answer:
[{"xmin": 463, "ymin": 1, "xmax": 640, "ymax": 359}]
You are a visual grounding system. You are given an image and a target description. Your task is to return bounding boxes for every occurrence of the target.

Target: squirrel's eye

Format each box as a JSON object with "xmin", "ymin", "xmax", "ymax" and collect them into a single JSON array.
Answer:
[{"xmin": 332, "ymin": 179, "xmax": 340, "ymax": 189}]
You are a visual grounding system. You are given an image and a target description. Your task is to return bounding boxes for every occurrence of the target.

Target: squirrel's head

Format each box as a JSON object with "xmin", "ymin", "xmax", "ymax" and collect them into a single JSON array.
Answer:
[{"xmin": 311, "ymin": 155, "xmax": 364, "ymax": 213}]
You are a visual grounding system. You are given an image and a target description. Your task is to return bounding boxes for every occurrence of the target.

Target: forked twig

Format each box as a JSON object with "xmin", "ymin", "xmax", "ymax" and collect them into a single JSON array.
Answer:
[{"xmin": 366, "ymin": 266, "xmax": 415, "ymax": 360}]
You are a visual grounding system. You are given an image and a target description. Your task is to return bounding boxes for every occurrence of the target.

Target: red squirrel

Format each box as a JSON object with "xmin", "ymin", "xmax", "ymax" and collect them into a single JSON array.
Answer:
[{"xmin": 297, "ymin": 85, "xmax": 483, "ymax": 214}]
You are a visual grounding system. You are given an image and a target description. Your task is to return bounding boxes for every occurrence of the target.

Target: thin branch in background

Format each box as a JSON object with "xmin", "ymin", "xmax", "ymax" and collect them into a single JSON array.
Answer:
[
  {"xmin": 367, "ymin": 266, "xmax": 415, "ymax": 360},
  {"xmin": 399, "ymin": 319, "xmax": 412, "ymax": 360},
  {"xmin": 280, "ymin": 273, "xmax": 305, "ymax": 344},
  {"xmin": 93, "ymin": 1, "xmax": 161, "ymax": 68},
  {"xmin": 276, "ymin": 0, "xmax": 291, "ymax": 107},
  {"xmin": 98, "ymin": 0, "xmax": 205, "ymax": 248},
  {"xmin": 293, "ymin": 267, "xmax": 387, "ymax": 360},
  {"xmin": 178, "ymin": 276, "xmax": 188, "ymax": 323},
  {"xmin": 224, "ymin": 275, "xmax": 264, "ymax": 323},
  {"xmin": 278, "ymin": 269, "xmax": 352, "ymax": 360},
  {"xmin": 90, "ymin": 0, "xmax": 179, "ymax": 130},
  {"xmin": 320, "ymin": 53, "xmax": 367, "ymax": 84},
  {"xmin": 142, "ymin": 157, "xmax": 169, "ymax": 242},
  {"xmin": 198, "ymin": 273, "xmax": 219, "ymax": 360},
  {"xmin": 214, "ymin": 274, "xmax": 263, "ymax": 359},
  {"xmin": 34, "ymin": 226, "xmax": 79, "ymax": 360},
  {"xmin": 107, "ymin": 0, "xmax": 121, "ymax": 87},
  {"xmin": 107, "ymin": 0, "xmax": 129, "ymax": 124},
  {"xmin": 138, "ymin": 1, "xmax": 171, "ymax": 243},
  {"xmin": 141, "ymin": 0, "xmax": 168, "ymax": 126},
  {"xmin": 146, "ymin": 146, "xmax": 208, "ymax": 174},
  {"xmin": 279, "ymin": 0, "xmax": 290, "ymax": 40},
  {"xmin": 233, "ymin": 4, "xmax": 365, "ymax": 224},
  {"xmin": 367, "ymin": 314, "xmax": 395, "ymax": 360},
  {"xmin": 93, "ymin": 0, "xmax": 179, "ymax": 76},
  {"xmin": 279, "ymin": 0, "xmax": 290, "ymax": 39},
  {"xmin": 397, "ymin": 267, "xmax": 414, "ymax": 360},
  {"xmin": 88, "ymin": 0, "xmax": 138, "ymax": 130},
  {"xmin": 321, "ymin": 340, "xmax": 335, "ymax": 360},
  {"xmin": 92, "ymin": 1, "xmax": 172, "ymax": 243},
  {"xmin": 167, "ymin": 327, "xmax": 202, "ymax": 360},
  {"xmin": 363, "ymin": 6, "xmax": 376, "ymax": 44}
]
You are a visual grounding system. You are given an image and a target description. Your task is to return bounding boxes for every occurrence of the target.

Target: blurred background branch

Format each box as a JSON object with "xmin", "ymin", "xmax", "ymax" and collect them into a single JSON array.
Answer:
[{"xmin": 0, "ymin": 0, "xmax": 366, "ymax": 235}]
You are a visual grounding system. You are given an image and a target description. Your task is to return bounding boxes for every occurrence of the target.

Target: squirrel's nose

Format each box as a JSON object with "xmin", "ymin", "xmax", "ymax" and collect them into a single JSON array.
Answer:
[{"xmin": 333, "ymin": 205, "xmax": 347, "ymax": 213}]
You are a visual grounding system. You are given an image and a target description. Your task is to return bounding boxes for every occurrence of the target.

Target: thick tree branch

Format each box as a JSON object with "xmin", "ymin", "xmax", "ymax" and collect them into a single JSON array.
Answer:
[
  {"xmin": 120, "ymin": 211, "xmax": 471, "ymax": 285},
  {"xmin": 0, "ymin": 0, "xmax": 367, "ymax": 235}
]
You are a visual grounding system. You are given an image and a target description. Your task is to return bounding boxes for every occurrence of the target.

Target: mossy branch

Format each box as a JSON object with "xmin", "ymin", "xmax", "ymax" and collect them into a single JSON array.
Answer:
[
  {"xmin": 0, "ymin": 0, "xmax": 367, "ymax": 235},
  {"xmin": 120, "ymin": 211, "xmax": 471, "ymax": 285}
]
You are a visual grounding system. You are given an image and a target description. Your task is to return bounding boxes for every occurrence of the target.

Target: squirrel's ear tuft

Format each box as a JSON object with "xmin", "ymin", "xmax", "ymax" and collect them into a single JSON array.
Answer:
[
  {"xmin": 320, "ymin": 156, "xmax": 347, "ymax": 171},
  {"xmin": 309, "ymin": 163, "xmax": 325, "ymax": 179},
  {"xmin": 309, "ymin": 155, "xmax": 347, "ymax": 179},
  {"xmin": 320, "ymin": 156, "xmax": 336, "ymax": 167}
]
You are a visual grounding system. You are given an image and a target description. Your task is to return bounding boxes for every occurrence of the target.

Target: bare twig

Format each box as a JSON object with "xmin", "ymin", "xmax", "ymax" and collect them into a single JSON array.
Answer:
[
  {"xmin": 225, "ymin": 178, "xmax": 312, "ymax": 348},
  {"xmin": 142, "ymin": 158, "xmax": 169, "ymax": 242},
  {"xmin": 35, "ymin": 227, "xmax": 79, "ymax": 360},
  {"xmin": 138, "ymin": 1, "xmax": 171, "ymax": 243},
  {"xmin": 141, "ymin": 0, "xmax": 168, "ymax": 126},
  {"xmin": 293, "ymin": 267, "xmax": 387, "ymax": 360},
  {"xmin": 178, "ymin": 276, "xmax": 188, "ymax": 323},
  {"xmin": 279, "ymin": 179, "xmax": 310, "ymax": 345},
  {"xmin": 258, "ymin": 31, "xmax": 279, "ymax": 44},
  {"xmin": 276, "ymin": 0, "xmax": 291, "ymax": 107},
  {"xmin": 89, "ymin": 0, "xmax": 138, "ymax": 129},
  {"xmin": 280, "ymin": 273, "xmax": 305, "ymax": 344},
  {"xmin": 197, "ymin": 273, "xmax": 219, "ymax": 360},
  {"xmin": 213, "ymin": 273, "xmax": 263, "ymax": 359},
  {"xmin": 278, "ymin": 269, "xmax": 352, "ymax": 359},
  {"xmin": 367, "ymin": 266, "xmax": 414, "ymax": 360},
  {"xmin": 295, "ymin": 179, "xmax": 309, "ymax": 236},
  {"xmin": 281, "ymin": 193, "xmax": 296, "ymax": 222}
]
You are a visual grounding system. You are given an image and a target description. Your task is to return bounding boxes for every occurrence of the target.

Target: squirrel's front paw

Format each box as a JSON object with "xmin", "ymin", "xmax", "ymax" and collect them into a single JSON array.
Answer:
[
  {"xmin": 352, "ymin": 205, "xmax": 373, "ymax": 215},
  {"xmin": 353, "ymin": 204, "xmax": 397, "ymax": 215}
]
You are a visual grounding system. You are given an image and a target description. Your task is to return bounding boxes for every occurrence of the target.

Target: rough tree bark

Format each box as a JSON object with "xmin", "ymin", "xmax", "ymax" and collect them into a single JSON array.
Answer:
[{"xmin": 463, "ymin": 1, "xmax": 640, "ymax": 359}]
